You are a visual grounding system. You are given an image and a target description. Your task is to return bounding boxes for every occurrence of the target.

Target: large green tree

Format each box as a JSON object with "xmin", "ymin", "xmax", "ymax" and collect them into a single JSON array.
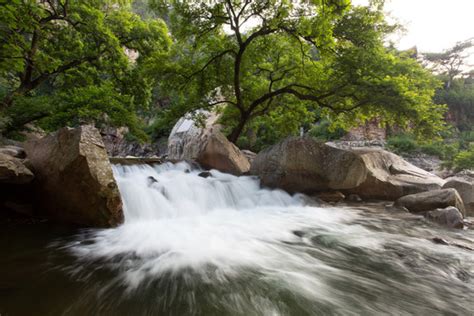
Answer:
[
  {"xmin": 153, "ymin": 0, "xmax": 445, "ymax": 143},
  {"xmin": 0, "ymin": 0, "xmax": 170, "ymax": 137}
]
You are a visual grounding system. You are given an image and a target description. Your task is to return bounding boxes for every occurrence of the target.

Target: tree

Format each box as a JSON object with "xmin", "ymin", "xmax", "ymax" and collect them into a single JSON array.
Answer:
[
  {"xmin": 434, "ymin": 77, "xmax": 474, "ymax": 131},
  {"xmin": 422, "ymin": 38, "xmax": 473, "ymax": 89},
  {"xmin": 153, "ymin": 0, "xmax": 445, "ymax": 143},
  {"xmin": 0, "ymin": 0, "xmax": 171, "ymax": 136}
]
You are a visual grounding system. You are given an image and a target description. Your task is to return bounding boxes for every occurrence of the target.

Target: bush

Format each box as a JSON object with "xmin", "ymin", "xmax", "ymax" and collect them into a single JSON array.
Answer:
[
  {"xmin": 419, "ymin": 143, "xmax": 444, "ymax": 157},
  {"xmin": 452, "ymin": 145, "xmax": 474, "ymax": 171},
  {"xmin": 386, "ymin": 134, "xmax": 418, "ymax": 154},
  {"xmin": 308, "ymin": 119, "xmax": 347, "ymax": 141},
  {"xmin": 387, "ymin": 133, "xmax": 460, "ymax": 161}
]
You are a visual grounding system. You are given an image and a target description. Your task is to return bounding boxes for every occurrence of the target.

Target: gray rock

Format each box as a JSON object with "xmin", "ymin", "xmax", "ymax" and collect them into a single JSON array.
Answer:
[
  {"xmin": 24, "ymin": 125, "xmax": 123, "ymax": 227},
  {"xmin": 0, "ymin": 153, "xmax": 34, "ymax": 184},
  {"xmin": 443, "ymin": 177, "xmax": 474, "ymax": 216},
  {"xmin": 168, "ymin": 111, "xmax": 250, "ymax": 175},
  {"xmin": 250, "ymin": 137, "xmax": 367, "ymax": 194},
  {"xmin": 0, "ymin": 145, "xmax": 26, "ymax": 159},
  {"xmin": 345, "ymin": 148, "xmax": 445, "ymax": 200},
  {"xmin": 198, "ymin": 171, "xmax": 212, "ymax": 178},
  {"xmin": 250, "ymin": 137, "xmax": 444, "ymax": 198},
  {"xmin": 314, "ymin": 191, "xmax": 345, "ymax": 203},
  {"xmin": 241, "ymin": 150, "xmax": 257, "ymax": 164},
  {"xmin": 425, "ymin": 206, "xmax": 464, "ymax": 229},
  {"xmin": 346, "ymin": 194, "xmax": 363, "ymax": 202},
  {"xmin": 394, "ymin": 188, "xmax": 466, "ymax": 216}
]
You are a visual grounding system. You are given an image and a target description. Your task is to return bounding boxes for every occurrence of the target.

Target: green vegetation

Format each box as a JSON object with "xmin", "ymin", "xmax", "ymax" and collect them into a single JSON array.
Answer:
[
  {"xmin": 0, "ymin": 0, "xmax": 472, "ymax": 170},
  {"xmin": 0, "ymin": 0, "xmax": 170, "ymax": 139},
  {"xmin": 152, "ymin": 0, "xmax": 444, "ymax": 144},
  {"xmin": 386, "ymin": 131, "xmax": 474, "ymax": 171},
  {"xmin": 452, "ymin": 145, "xmax": 474, "ymax": 171}
]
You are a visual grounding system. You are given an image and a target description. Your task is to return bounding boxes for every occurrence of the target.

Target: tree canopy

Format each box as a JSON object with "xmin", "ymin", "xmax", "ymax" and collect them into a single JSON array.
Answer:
[
  {"xmin": 0, "ymin": 0, "xmax": 451, "ymax": 148},
  {"xmin": 152, "ymin": 0, "xmax": 445, "ymax": 143},
  {"xmin": 0, "ymin": 0, "xmax": 170, "ymax": 138}
]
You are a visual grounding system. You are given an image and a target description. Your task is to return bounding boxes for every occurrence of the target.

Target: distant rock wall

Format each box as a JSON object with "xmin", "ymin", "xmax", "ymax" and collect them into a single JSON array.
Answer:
[
  {"xmin": 101, "ymin": 127, "xmax": 166, "ymax": 158},
  {"xmin": 343, "ymin": 118, "xmax": 386, "ymax": 141}
]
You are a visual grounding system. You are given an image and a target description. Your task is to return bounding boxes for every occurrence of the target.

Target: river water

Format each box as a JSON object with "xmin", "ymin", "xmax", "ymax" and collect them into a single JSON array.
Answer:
[{"xmin": 0, "ymin": 162, "xmax": 473, "ymax": 315}]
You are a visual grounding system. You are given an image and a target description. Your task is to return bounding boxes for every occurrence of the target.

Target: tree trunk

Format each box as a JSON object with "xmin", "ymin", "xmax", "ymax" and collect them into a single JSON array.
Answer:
[{"xmin": 228, "ymin": 114, "xmax": 248, "ymax": 143}]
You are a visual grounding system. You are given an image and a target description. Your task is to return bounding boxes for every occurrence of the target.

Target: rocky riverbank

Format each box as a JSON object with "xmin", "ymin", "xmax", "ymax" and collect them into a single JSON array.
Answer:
[{"xmin": 1, "ymin": 124, "xmax": 473, "ymax": 231}]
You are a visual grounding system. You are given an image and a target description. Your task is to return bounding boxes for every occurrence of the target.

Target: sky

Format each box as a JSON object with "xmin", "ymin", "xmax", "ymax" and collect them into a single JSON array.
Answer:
[{"xmin": 353, "ymin": 0, "xmax": 474, "ymax": 53}]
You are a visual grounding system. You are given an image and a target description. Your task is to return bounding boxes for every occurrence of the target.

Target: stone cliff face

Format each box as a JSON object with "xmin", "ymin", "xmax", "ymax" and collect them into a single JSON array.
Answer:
[{"xmin": 342, "ymin": 118, "xmax": 386, "ymax": 141}]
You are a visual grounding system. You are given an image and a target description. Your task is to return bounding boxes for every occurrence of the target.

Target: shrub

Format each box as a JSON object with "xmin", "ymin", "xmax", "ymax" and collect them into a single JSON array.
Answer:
[
  {"xmin": 308, "ymin": 119, "xmax": 346, "ymax": 141},
  {"xmin": 386, "ymin": 134, "xmax": 418, "ymax": 154},
  {"xmin": 419, "ymin": 143, "xmax": 444, "ymax": 157},
  {"xmin": 452, "ymin": 145, "xmax": 474, "ymax": 171}
]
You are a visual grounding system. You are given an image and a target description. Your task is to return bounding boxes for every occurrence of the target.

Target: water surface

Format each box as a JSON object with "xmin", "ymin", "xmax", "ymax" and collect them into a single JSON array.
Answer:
[{"xmin": 1, "ymin": 163, "xmax": 473, "ymax": 315}]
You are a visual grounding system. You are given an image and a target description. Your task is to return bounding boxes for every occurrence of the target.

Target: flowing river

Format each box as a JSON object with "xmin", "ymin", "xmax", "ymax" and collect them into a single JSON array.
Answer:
[{"xmin": 1, "ymin": 162, "xmax": 473, "ymax": 315}]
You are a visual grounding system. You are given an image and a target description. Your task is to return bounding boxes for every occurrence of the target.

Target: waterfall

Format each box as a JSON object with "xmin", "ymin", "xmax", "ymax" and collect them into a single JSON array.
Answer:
[{"xmin": 61, "ymin": 162, "xmax": 473, "ymax": 315}]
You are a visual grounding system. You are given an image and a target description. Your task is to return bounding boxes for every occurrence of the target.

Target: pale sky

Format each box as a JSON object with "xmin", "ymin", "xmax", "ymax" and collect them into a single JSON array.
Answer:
[{"xmin": 354, "ymin": 0, "xmax": 474, "ymax": 53}]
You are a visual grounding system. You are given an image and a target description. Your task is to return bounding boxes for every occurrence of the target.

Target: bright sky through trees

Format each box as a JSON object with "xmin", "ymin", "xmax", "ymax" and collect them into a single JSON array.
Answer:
[{"xmin": 354, "ymin": 0, "xmax": 473, "ymax": 52}]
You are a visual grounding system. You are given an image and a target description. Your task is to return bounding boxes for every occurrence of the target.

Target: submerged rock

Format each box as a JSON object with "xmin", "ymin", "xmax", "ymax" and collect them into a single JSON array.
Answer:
[
  {"xmin": 442, "ymin": 177, "xmax": 474, "ymax": 216},
  {"xmin": 425, "ymin": 207, "xmax": 464, "ymax": 229},
  {"xmin": 147, "ymin": 176, "xmax": 159, "ymax": 186},
  {"xmin": 168, "ymin": 111, "xmax": 250, "ymax": 175},
  {"xmin": 198, "ymin": 171, "xmax": 212, "ymax": 178},
  {"xmin": 394, "ymin": 189, "xmax": 466, "ymax": 216},
  {"xmin": 431, "ymin": 237, "xmax": 473, "ymax": 250},
  {"xmin": 24, "ymin": 125, "xmax": 123, "ymax": 227}
]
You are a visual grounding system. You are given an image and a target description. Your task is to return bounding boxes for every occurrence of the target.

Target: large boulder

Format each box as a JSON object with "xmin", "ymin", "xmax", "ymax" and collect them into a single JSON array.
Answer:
[
  {"xmin": 250, "ymin": 137, "xmax": 444, "ymax": 198},
  {"xmin": 345, "ymin": 148, "xmax": 445, "ymax": 200},
  {"xmin": 443, "ymin": 177, "xmax": 474, "ymax": 216},
  {"xmin": 24, "ymin": 125, "xmax": 123, "ymax": 227},
  {"xmin": 168, "ymin": 111, "xmax": 250, "ymax": 175},
  {"xmin": 0, "ymin": 153, "xmax": 34, "ymax": 184},
  {"xmin": 250, "ymin": 137, "xmax": 367, "ymax": 193},
  {"xmin": 394, "ymin": 188, "xmax": 466, "ymax": 216}
]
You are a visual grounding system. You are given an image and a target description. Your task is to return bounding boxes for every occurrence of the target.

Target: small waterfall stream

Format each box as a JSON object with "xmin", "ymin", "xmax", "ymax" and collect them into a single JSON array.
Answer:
[{"xmin": 1, "ymin": 162, "xmax": 472, "ymax": 315}]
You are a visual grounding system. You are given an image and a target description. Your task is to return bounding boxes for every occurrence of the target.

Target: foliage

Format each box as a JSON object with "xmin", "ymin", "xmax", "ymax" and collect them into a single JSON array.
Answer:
[
  {"xmin": 308, "ymin": 119, "xmax": 347, "ymax": 141},
  {"xmin": 387, "ymin": 132, "xmax": 461, "ymax": 159},
  {"xmin": 452, "ymin": 145, "xmax": 474, "ymax": 172},
  {"xmin": 386, "ymin": 131, "xmax": 474, "ymax": 171},
  {"xmin": 151, "ymin": 0, "xmax": 446, "ymax": 145},
  {"xmin": 0, "ymin": 0, "xmax": 171, "ymax": 139},
  {"xmin": 434, "ymin": 77, "xmax": 474, "ymax": 131},
  {"xmin": 422, "ymin": 38, "xmax": 473, "ymax": 89},
  {"xmin": 386, "ymin": 134, "xmax": 418, "ymax": 154}
]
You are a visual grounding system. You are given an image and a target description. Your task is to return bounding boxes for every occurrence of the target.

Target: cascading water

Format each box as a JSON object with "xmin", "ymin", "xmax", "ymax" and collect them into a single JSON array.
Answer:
[{"xmin": 1, "ymin": 162, "xmax": 472, "ymax": 315}]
